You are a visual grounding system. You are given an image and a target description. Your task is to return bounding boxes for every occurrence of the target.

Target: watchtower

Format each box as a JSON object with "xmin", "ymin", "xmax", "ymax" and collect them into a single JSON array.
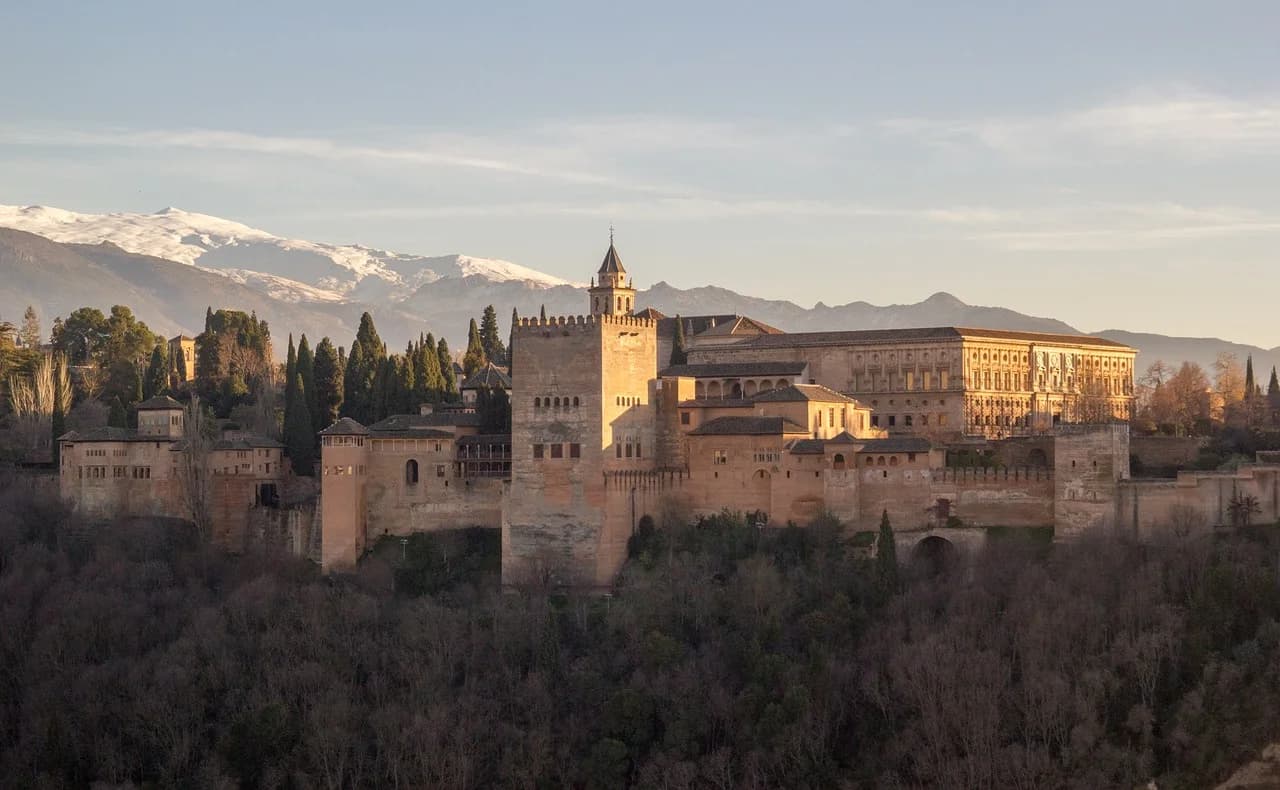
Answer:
[
  {"xmin": 587, "ymin": 230, "xmax": 636, "ymax": 317},
  {"xmin": 318, "ymin": 418, "xmax": 370, "ymax": 571}
]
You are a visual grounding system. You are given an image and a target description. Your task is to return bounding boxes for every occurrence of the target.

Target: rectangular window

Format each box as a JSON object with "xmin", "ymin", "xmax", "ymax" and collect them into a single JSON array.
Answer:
[
  {"xmin": 939, "ymin": 414, "xmax": 948, "ymax": 426},
  {"xmin": 906, "ymin": 372, "xmax": 914, "ymax": 390},
  {"xmin": 829, "ymin": 408, "xmax": 835, "ymax": 427},
  {"xmin": 550, "ymin": 443, "xmax": 563, "ymax": 459},
  {"xmin": 713, "ymin": 450, "xmax": 728, "ymax": 465},
  {"xmin": 921, "ymin": 414, "xmax": 929, "ymax": 426},
  {"xmin": 624, "ymin": 443, "xmax": 632, "ymax": 458},
  {"xmin": 533, "ymin": 444, "xmax": 544, "ymax": 459},
  {"xmin": 871, "ymin": 415, "xmax": 880, "ymax": 427},
  {"xmin": 940, "ymin": 371, "xmax": 949, "ymax": 389},
  {"xmin": 908, "ymin": 453, "xmax": 917, "ymax": 462},
  {"xmin": 680, "ymin": 411, "xmax": 690, "ymax": 425},
  {"xmin": 616, "ymin": 443, "xmax": 622, "ymax": 458},
  {"xmin": 113, "ymin": 466, "xmax": 126, "ymax": 478},
  {"xmin": 888, "ymin": 415, "xmax": 896, "ymax": 427},
  {"xmin": 436, "ymin": 464, "xmax": 446, "ymax": 477},
  {"xmin": 636, "ymin": 442, "xmax": 642, "ymax": 458},
  {"xmin": 569, "ymin": 443, "xmax": 581, "ymax": 458}
]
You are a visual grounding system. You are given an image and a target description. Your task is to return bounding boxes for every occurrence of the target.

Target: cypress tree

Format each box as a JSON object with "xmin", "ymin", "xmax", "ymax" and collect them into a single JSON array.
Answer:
[
  {"xmin": 670, "ymin": 315, "xmax": 688, "ymax": 366},
  {"xmin": 51, "ymin": 359, "xmax": 65, "ymax": 466},
  {"xmin": 313, "ymin": 337, "xmax": 343, "ymax": 431},
  {"xmin": 143, "ymin": 344, "xmax": 168, "ymax": 399},
  {"xmin": 297, "ymin": 334, "xmax": 316, "ymax": 430},
  {"xmin": 437, "ymin": 338, "xmax": 457, "ymax": 400},
  {"xmin": 284, "ymin": 373, "xmax": 315, "ymax": 476},
  {"xmin": 341, "ymin": 341, "xmax": 366, "ymax": 421},
  {"xmin": 126, "ymin": 364, "xmax": 143, "ymax": 429},
  {"xmin": 539, "ymin": 304, "xmax": 546, "ymax": 321},
  {"xmin": 463, "ymin": 318, "xmax": 487, "ymax": 377},
  {"xmin": 877, "ymin": 510, "xmax": 899, "ymax": 593},
  {"xmin": 355, "ymin": 312, "xmax": 385, "ymax": 360},
  {"xmin": 509, "ymin": 307, "xmax": 518, "ymax": 377},
  {"xmin": 371, "ymin": 356, "xmax": 396, "ymax": 422},
  {"xmin": 419, "ymin": 333, "xmax": 444, "ymax": 403},
  {"xmin": 108, "ymin": 396, "xmax": 128, "ymax": 429},
  {"xmin": 1245, "ymin": 355, "xmax": 1257, "ymax": 398},
  {"xmin": 479, "ymin": 305, "xmax": 506, "ymax": 365},
  {"xmin": 204, "ymin": 306, "xmax": 214, "ymax": 334},
  {"xmin": 283, "ymin": 335, "xmax": 298, "ymax": 439},
  {"xmin": 1269, "ymin": 367, "xmax": 1280, "ymax": 410}
]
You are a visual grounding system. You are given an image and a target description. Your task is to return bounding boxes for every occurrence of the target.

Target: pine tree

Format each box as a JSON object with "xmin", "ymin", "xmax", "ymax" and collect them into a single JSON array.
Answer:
[
  {"xmin": 876, "ymin": 510, "xmax": 899, "ymax": 593},
  {"xmin": 479, "ymin": 305, "xmax": 506, "ymax": 365},
  {"xmin": 297, "ymin": 334, "xmax": 316, "ymax": 431},
  {"xmin": 1245, "ymin": 355, "xmax": 1257, "ymax": 398},
  {"xmin": 670, "ymin": 314, "xmax": 688, "ymax": 366},
  {"xmin": 313, "ymin": 337, "xmax": 343, "ymax": 431},
  {"xmin": 437, "ymin": 337, "xmax": 457, "ymax": 400},
  {"xmin": 20, "ymin": 306, "xmax": 40, "ymax": 350},
  {"xmin": 108, "ymin": 396, "xmax": 128, "ymax": 429},
  {"xmin": 143, "ymin": 344, "xmax": 168, "ymax": 399},
  {"xmin": 284, "ymin": 373, "xmax": 315, "ymax": 476}
]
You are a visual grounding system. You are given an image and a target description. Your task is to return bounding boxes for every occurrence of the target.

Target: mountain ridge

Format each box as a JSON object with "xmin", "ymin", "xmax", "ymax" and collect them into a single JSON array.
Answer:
[{"xmin": 1, "ymin": 203, "xmax": 1275, "ymax": 374}]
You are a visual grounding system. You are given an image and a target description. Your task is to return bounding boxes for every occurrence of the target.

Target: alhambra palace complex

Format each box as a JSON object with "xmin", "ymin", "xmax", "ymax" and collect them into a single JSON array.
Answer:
[{"xmin": 58, "ymin": 242, "xmax": 1280, "ymax": 585}]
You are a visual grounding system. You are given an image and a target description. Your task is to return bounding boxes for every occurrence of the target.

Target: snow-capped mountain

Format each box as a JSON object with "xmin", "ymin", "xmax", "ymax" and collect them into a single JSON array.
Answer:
[{"xmin": 0, "ymin": 204, "xmax": 578, "ymax": 302}]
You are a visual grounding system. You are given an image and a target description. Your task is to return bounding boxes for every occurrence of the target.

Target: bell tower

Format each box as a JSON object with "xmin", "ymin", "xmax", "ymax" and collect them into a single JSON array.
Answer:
[{"xmin": 588, "ymin": 228, "xmax": 636, "ymax": 316}]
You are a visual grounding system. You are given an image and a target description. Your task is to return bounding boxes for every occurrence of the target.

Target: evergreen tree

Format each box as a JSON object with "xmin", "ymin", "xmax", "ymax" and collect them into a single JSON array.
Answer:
[
  {"xmin": 341, "ymin": 341, "xmax": 368, "ymax": 421},
  {"xmin": 51, "ymin": 358, "xmax": 65, "ymax": 466},
  {"xmin": 508, "ymin": 307, "xmax": 518, "ymax": 377},
  {"xmin": 670, "ymin": 315, "xmax": 688, "ymax": 366},
  {"xmin": 479, "ymin": 305, "xmax": 506, "ymax": 365},
  {"xmin": 539, "ymin": 304, "xmax": 546, "ymax": 321},
  {"xmin": 463, "ymin": 318, "xmax": 487, "ymax": 377},
  {"xmin": 371, "ymin": 356, "xmax": 397, "ymax": 421},
  {"xmin": 108, "ymin": 396, "xmax": 128, "ymax": 429},
  {"xmin": 476, "ymin": 386, "xmax": 512, "ymax": 434},
  {"xmin": 876, "ymin": 510, "xmax": 899, "ymax": 593},
  {"xmin": 284, "ymin": 373, "xmax": 315, "ymax": 476},
  {"xmin": 437, "ymin": 338, "xmax": 458, "ymax": 400},
  {"xmin": 297, "ymin": 334, "xmax": 316, "ymax": 431},
  {"xmin": 283, "ymin": 336, "xmax": 298, "ymax": 440},
  {"xmin": 1269, "ymin": 367, "xmax": 1280, "ymax": 411},
  {"xmin": 204, "ymin": 306, "xmax": 214, "ymax": 334},
  {"xmin": 20, "ymin": 306, "xmax": 40, "ymax": 350},
  {"xmin": 313, "ymin": 337, "xmax": 343, "ymax": 431},
  {"xmin": 355, "ymin": 312, "xmax": 385, "ymax": 360},
  {"xmin": 143, "ymin": 344, "xmax": 168, "ymax": 399},
  {"xmin": 419, "ymin": 333, "xmax": 445, "ymax": 403},
  {"xmin": 398, "ymin": 353, "xmax": 416, "ymax": 415},
  {"xmin": 1245, "ymin": 355, "xmax": 1257, "ymax": 398}
]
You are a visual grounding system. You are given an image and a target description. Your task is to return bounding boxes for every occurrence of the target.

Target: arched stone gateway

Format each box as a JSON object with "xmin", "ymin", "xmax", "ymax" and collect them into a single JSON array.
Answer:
[{"xmin": 911, "ymin": 535, "xmax": 957, "ymax": 575}]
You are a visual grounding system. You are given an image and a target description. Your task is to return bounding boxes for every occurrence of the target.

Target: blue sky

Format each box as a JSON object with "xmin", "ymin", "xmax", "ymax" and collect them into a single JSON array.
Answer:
[{"xmin": 3, "ymin": 1, "xmax": 1279, "ymax": 344}]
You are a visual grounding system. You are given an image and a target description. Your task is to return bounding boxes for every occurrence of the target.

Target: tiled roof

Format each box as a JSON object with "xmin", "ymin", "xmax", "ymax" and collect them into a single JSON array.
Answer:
[
  {"xmin": 689, "ymin": 416, "xmax": 809, "ymax": 436},
  {"xmin": 660, "ymin": 361, "xmax": 808, "ymax": 378},
  {"xmin": 136, "ymin": 395, "xmax": 184, "ymax": 410},
  {"xmin": 788, "ymin": 439, "xmax": 827, "ymax": 455},
  {"xmin": 212, "ymin": 436, "xmax": 284, "ymax": 451},
  {"xmin": 367, "ymin": 412, "xmax": 482, "ymax": 433},
  {"xmin": 60, "ymin": 426, "xmax": 184, "ymax": 443},
  {"xmin": 694, "ymin": 316, "xmax": 784, "ymax": 337},
  {"xmin": 827, "ymin": 431, "xmax": 859, "ymax": 444},
  {"xmin": 751, "ymin": 384, "xmax": 855, "ymax": 404},
  {"xmin": 598, "ymin": 243, "xmax": 626, "ymax": 274},
  {"xmin": 676, "ymin": 398, "xmax": 755, "ymax": 409},
  {"xmin": 459, "ymin": 362, "xmax": 511, "ymax": 390},
  {"xmin": 655, "ymin": 314, "xmax": 740, "ymax": 340},
  {"xmin": 728, "ymin": 326, "xmax": 1132, "ymax": 350},
  {"xmin": 632, "ymin": 307, "xmax": 666, "ymax": 321},
  {"xmin": 856, "ymin": 437, "xmax": 934, "ymax": 454},
  {"xmin": 457, "ymin": 433, "xmax": 511, "ymax": 445},
  {"xmin": 319, "ymin": 417, "xmax": 370, "ymax": 436}
]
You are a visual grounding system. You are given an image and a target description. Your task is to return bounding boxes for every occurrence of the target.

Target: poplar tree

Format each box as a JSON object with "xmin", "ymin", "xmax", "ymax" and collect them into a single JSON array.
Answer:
[
  {"xmin": 479, "ymin": 305, "xmax": 506, "ymax": 365},
  {"xmin": 313, "ymin": 337, "xmax": 343, "ymax": 431},
  {"xmin": 463, "ymin": 318, "xmax": 487, "ymax": 377},
  {"xmin": 284, "ymin": 373, "xmax": 315, "ymax": 475},
  {"xmin": 143, "ymin": 344, "xmax": 168, "ymax": 399},
  {"xmin": 670, "ymin": 315, "xmax": 688, "ymax": 366}
]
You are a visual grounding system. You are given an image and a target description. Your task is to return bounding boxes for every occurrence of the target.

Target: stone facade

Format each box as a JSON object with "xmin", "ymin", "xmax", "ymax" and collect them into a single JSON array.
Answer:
[{"xmin": 687, "ymin": 327, "xmax": 1136, "ymax": 439}]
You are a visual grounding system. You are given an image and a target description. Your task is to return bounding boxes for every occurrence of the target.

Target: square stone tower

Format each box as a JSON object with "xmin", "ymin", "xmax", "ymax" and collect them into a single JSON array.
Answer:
[{"xmin": 505, "ymin": 242, "xmax": 657, "ymax": 588}]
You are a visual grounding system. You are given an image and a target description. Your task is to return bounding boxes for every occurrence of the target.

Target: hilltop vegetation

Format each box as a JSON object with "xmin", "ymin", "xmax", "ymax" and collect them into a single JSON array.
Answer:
[{"xmin": 1, "ymin": 486, "xmax": 1278, "ymax": 788}]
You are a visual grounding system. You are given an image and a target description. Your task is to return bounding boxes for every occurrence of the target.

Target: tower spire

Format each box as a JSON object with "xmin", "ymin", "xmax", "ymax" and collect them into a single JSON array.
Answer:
[{"xmin": 609, "ymin": 224, "xmax": 615, "ymax": 246}]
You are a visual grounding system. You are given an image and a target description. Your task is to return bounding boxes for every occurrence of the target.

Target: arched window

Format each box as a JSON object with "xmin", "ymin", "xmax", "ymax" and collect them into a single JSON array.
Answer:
[
  {"xmin": 405, "ymin": 459, "xmax": 419, "ymax": 484},
  {"xmin": 572, "ymin": 396, "xmax": 580, "ymax": 407},
  {"xmin": 865, "ymin": 456, "xmax": 874, "ymax": 466},
  {"xmin": 877, "ymin": 456, "xmax": 886, "ymax": 466},
  {"xmin": 534, "ymin": 397, "xmax": 541, "ymax": 408},
  {"xmin": 889, "ymin": 455, "xmax": 899, "ymax": 466},
  {"xmin": 616, "ymin": 296, "xmax": 622, "ymax": 311},
  {"xmin": 833, "ymin": 453, "xmax": 846, "ymax": 470},
  {"xmin": 553, "ymin": 397, "xmax": 560, "ymax": 408}
]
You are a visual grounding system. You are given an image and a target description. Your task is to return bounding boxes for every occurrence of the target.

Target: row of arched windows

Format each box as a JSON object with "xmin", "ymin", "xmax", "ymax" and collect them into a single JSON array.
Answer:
[
  {"xmin": 616, "ymin": 395, "xmax": 641, "ymax": 407},
  {"xmin": 534, "ymin": 396, "xmax": 580, "ymax": 409}
]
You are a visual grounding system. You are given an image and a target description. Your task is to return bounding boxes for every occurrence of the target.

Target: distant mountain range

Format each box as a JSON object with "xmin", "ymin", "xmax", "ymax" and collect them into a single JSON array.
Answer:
[{"xmin": 1, "ymin": 203, "xmax": 1276, "ymax": 376}]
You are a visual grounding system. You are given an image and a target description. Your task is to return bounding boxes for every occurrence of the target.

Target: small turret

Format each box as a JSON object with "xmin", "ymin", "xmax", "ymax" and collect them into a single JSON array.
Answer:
[{"xmin": 588, "ymin": 227, "xmax": 636, "ymax": 316}]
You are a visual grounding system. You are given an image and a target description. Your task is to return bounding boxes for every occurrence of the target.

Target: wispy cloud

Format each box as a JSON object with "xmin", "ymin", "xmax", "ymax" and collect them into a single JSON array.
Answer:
[{"xmin": 882, "ymin": 89, "xmax": 1280, "ymax": 159}]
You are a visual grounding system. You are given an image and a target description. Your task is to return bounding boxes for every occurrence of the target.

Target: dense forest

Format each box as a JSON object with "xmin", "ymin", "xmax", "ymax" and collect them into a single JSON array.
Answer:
[{"xmin": 1, "ymin": 479, "xmax": 1278, "ymax": 789}]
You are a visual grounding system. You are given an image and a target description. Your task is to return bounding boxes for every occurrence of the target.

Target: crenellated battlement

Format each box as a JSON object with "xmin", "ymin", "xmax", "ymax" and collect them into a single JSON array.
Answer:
[{"xmin": 514, "ymin": 313, "xmax": 656, "ymax": 335}]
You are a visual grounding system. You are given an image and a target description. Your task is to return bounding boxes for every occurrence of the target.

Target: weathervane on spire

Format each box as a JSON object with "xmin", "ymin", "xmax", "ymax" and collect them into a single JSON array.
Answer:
[{"xmin": 609, "ymin": 224, "xmax": 615, "ymax": 246}]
